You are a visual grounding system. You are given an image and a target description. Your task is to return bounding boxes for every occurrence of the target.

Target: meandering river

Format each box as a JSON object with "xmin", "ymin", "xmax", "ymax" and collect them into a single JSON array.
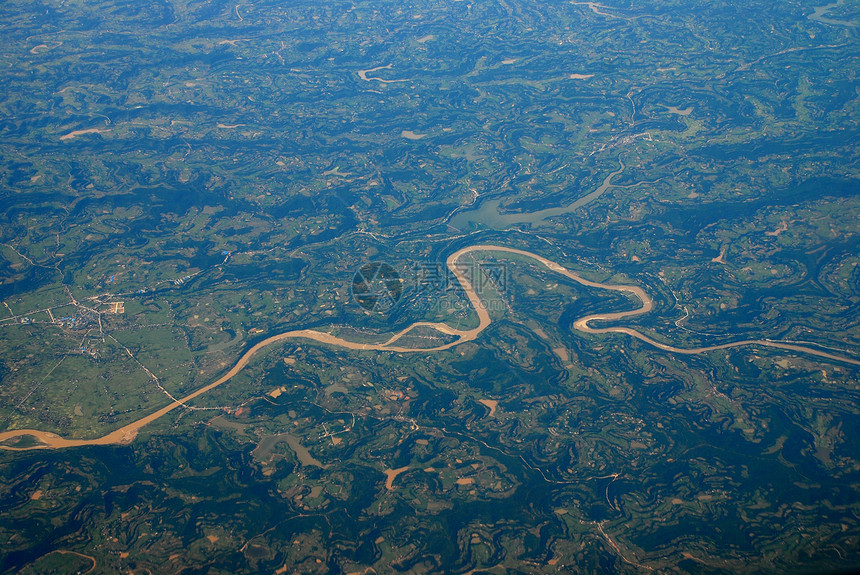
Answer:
[
  {"xmin": 449, "ymin": 162, "xmax": 626, "ymax": 230},
  {"xmin": 1, "ymin": 244, "xmax": 857, "ymax": 450}
]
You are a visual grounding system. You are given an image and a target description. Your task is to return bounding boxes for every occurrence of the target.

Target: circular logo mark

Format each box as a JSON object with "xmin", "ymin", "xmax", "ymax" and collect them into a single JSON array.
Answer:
[{"xmin": 351, "ymin": 262, "xmax": 402, "ymax": 313}]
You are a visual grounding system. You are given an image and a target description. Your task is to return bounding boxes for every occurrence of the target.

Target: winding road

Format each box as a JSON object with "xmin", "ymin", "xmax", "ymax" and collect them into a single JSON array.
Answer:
[{"xmin": 1, "ymin": 245, "xmax": 857, "ymax": 451}]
